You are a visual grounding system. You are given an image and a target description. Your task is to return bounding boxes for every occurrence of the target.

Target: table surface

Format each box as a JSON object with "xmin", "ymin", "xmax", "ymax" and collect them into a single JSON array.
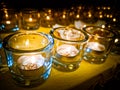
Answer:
[{"xmin": 0, "ymin": 27, "xmax": 120, "ymax": 90}]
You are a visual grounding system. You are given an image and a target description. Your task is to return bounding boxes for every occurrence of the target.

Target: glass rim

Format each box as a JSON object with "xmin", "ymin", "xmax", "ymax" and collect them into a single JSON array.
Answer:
[
  {"xmin": 3, "ymin": 32, "xmax": 54, "ymax": 53},
  {"xmin": 83, "ymin": 26, "xmax": 116, "ymax": 38},
  {"xmin": 50, "ymin": 27, "xmax": 88, "ymax": 43}
]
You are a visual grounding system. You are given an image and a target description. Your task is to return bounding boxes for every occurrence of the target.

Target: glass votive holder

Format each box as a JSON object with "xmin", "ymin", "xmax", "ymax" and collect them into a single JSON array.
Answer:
[
  {"xmin": 50, "ymin": 27, "xmax": 88, "ymax": 72},
  {"xmin": 111, "ymin": 29, "xmax": 120, "ymax": 55},
  {"xmin": 3, "ymin": 32, "xmax": 54, "ymax": 87},
  {"xmin": 40, "ymin": 9, "xmax": 55, "ymax": 28},
  {"xmin": 0, "ymin": 8, "xmax": 20, "ymax": 73},
  {"xmin": 0, "ymin": 8, "xmax": 19, "ymax": 32},
  {"xmin": 21, "ymin": 9, "xmax": 40, "ymax": 30},
  {"xmin": 82, "ymin": 26, "xmax": 116, "ymax": 64}
]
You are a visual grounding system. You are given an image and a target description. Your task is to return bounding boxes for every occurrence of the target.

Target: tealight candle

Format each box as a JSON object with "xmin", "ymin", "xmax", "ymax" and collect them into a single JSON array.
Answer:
[
  {"xmin": 17, "ymin": 55, "xmax": 45, "ymax": 70},
  {"xmin": 57, "ymin": 44, "xmax": 79, "ymax": 57},
  {"xmin": 3, "ymin": 32, "xmax": 54, "ymax": 86},
  {"xmin": 86, "ymin": 42, "xmax": 105, "ymax": 51},
  {"xmin": 21, "ymin": 9, "xmax": 40, "ymax": 30},
  {"xmin": 50, "ymin": 27, "xmax": 88, "ymax": 72},
  {"xmin": 82, "ymin": 26, "xmax": 115, "ymax": 64}
]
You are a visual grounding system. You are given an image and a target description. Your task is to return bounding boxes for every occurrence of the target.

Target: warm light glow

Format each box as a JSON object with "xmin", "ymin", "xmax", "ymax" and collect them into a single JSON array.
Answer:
[
  {"xmin": 88, "ymin": 12, "xmax": 92, "ymax": 18},
  {"xmin": 103, "ymin": 7, "xmax": 106, "ymax": 10},
  {"xmin": 46, "ymin": 16, "xmax": 50, "ymax": 20},
  {"xmin": 113, "ymin": 18, "xmax": 116, "ymax": 22},
  {"xmin": 102, "ymin": 25, "xmax": 105, "ymax": 28},
  {"xmin": 107, "ymin": 14, "xmax": 110, "ymax": 18},
  {"xmin": 29, "ymin": 17, "xmax": 33, "ymax": 22},
  {"xmin": 17, "ymin": 55, "xmax": 45, "ymax": 70},
  {"xmin": 62, "ymin": 14, "xmax": 66, "ymax": 19},
  {"xmin": 97, "ymin": 7, "xmax": 100, "ymax": 10},
  {"xmin": 99, "ymin": 15, "xmax": 103, "ymax": 18},
  {"xmin": 57, "ymin": 44, "xmax": 79, "ymax": 57},
  {"xmin": 25, "ymin": 39, "xmax": 29, "ymax": 46},
  {"xmin": 87, "ymin": 42, "xmax": 105, "ymax": 51},
  {"xmin": 110, "ymin": 15, "xmax": 113, "ymax": 18},
  {"xmin": 6, "ymin": 21, "xmax": 11, "ymax": 24},
  {"xmin": 5, "ymin": 14, "xmax": 8, "ymax": 18},
  {"xmin": 115, "ymin": 38, "xmax": 119, "ymax": 43},
  {"xmin": 108, "ymin": 25, "xmax": 111, "ymax": 28},
  {"xmin": 76, "ymin": 14, "xmax": 80, "ymax": 18},
  {"xmin": 107, "ymin": 7, "xmax": 110, "ymax": 10},
  {"xmin": 83, "ymin": 25, "xmax": 86, "ymax": 27}
]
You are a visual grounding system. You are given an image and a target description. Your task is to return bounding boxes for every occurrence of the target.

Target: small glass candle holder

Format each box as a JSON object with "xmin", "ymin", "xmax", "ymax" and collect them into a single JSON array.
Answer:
[
  {"xmin": 40, "ymin": 9, "xmax": 55, "ymax": 28},
  {"xmin": 0, "ymin": 8, "xmax": 19, "ymax": 32},
  {"xmin": 50, "ymin": 27, "xmax": 88, "ymax": 72},
  {"xmin": 21, "ymin": 9, "xmax": 40, "ymax": 30},
  {"xmin": 82, "ymin": 26, "xmax": 116, "ymax": 64},
  {"xmin": 3, "ymin": 32, "xmax": 54, "ymax": 87},
  {"xmin": 0, "ymin": 8, "xmax": 20, "ymax": 73}
]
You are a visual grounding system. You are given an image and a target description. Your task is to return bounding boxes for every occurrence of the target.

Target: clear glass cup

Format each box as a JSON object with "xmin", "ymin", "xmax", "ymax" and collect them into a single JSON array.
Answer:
[
  {"xmin": 0, "ymin": 8, "xmax": 19, "ymax": 32},
  {"xmin": 21, "ymin": 9, "xmax": 40, "ymax": 30},
  {"xmin": 50, "ymin": 27, "xmax": 88, "ymax": 72},
  {"xmin": 111, "ymin": 29, "xmax": 120, "ymax": 55},
  {"xmin": 40, "ymin": 8, "xmax": 55, "ymax": 28},
  {"xmin": 0, "ymin": 8, "xmax": 20, "ymax": 73},
  {"xmin": 3, "ymin": 32, "xmax": 54, "ymax": 87},
  {"xmin": 82, "ymin": 26, "xmax": 116, "ymax": 64}
]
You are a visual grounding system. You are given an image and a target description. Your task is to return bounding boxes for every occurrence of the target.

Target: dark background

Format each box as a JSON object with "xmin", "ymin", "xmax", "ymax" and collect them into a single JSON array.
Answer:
[{"xmin": 0, "ymin": 0, "xmax": 120, "ymax": 10}]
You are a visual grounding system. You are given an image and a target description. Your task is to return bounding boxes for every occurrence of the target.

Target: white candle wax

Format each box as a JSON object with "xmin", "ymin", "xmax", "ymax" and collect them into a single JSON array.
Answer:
[
  {"xmin": 87, "ymin": 42, "xmax": 105, "ymax": 51},
  {"xmin": 57, "ymin": 44, "xmax": 79, "ymax": 57},
  {"xmin": 57, "ymin": 29, "xmax": 81, "ymax": 40},
  {"xmin": 17, "ymin": 55, "xmax": 45, "ymax": 70}
]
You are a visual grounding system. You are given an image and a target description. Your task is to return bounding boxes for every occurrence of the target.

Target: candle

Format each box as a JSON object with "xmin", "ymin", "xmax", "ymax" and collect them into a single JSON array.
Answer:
[
  {"xmin": 24, "ymin": 17, "xmax": 38, "ymax": 28},
  {"xmin": 6, "ymin": 20, "xmax": 11, "ymax": 24},
  {"xmin": 86, "ymin": 42, "xmax": 105, "ymax": 51},
  {"xmin": 57, "ymin": 29, "xmax": 82, "ymax": 41},
  {"xmin": 17, "ymin": 55, "xmax": 45, "ymax": 70},
  {"xmin": 57, "ymin": 44, "xmax": 79, "ymax": 57}
]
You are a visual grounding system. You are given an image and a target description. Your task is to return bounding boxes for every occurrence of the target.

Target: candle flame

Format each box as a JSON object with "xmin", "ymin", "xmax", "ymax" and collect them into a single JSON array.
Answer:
[
  {"xmin": 25, "ymin": 39, "xmax": 29, "ymax": 46},
  {"xmin": 29, "ymin": 18, "xmax": 33, "ymax": 22},
  {"xmin": 6, "ymin": 21, "xmax": 11, "ymax": 24},
  {"xmin": 46, "ymin": 16, "xmax": 50, "ymax": 20}
]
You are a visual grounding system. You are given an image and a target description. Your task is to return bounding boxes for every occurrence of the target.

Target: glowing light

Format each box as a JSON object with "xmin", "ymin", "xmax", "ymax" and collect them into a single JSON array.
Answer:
[
  {"xmin": 110, "ymin": 15, "xmax": 113, "ymax": 18},
  {"xmin": 62, "ymin": 14, "xmax": 66, "ymax": 19},
  {"xmin": 107, "ymin": 7, "xmax": 110, "ymax": 10},
  {"xmin": 25, "ymin": 39, "xmax": 29, "ymax": 46},
  {"xmin": 107, "ymin": 14, "xmax": 110, "ymax": 18},
  {"xmin": 99, "ymin": 15, "xmax": 103, "ymax": 18},
  {"xmin": 46, "ymin": 16, "xmax": 50, "ymax": 20},
  {"xmin": 87, "ymin": 42, "xmax": 105, "ymax": 51},
  {"xmin": 83, "ymin": 25, "xmax": 86, "ymax": 27},
  {"xmin": 113, "ymin": 18, "xmax": 116, "ymax": 22},
  {"xmin": 57, "ymin": 44, "xmax": 79, "ymax": 57},
  {"xmin": 76, "ymin": 14, "xmax": 80, "ymax": 18},
  {"xmin": 5, "ymin": 14, "xmax": 8, "ymax": 18},
  {"xmin": 102, "ymin": 25, "xmax": 105, "ymax": 28},
  {"xmin": 115, "ymin": 38, "xmax": 119, "ymax": 43},
  {"xmin": 29, "ymin": 18, "xmax": 33, "ymax": 22},
  {"xmin": 6, "ymin": 21, "xmax": 11, "ymax": 24},
  {"xmin": 97, "ymin": 7, "xmax": 100, "ymax": 10}
]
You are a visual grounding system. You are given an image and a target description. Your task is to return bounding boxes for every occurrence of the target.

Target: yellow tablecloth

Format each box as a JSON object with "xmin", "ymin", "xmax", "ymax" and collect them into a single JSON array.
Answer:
[{"xmin": 0, "ymin": 27, "xmax": 120, "ymax": 90}]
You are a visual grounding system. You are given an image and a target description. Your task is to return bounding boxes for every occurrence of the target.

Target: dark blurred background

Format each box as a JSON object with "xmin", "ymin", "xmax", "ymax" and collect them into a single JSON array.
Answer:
[{"xmin": 0, "ymin": 0, "xmax": 119, "ymax": 10}]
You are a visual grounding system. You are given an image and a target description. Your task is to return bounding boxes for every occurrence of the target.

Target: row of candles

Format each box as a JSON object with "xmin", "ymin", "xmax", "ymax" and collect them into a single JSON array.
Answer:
[
  {"xmin": 0, "ymin": 5, "xmax": 119, "ymax": 86},
  {"xmin": 0, "ymin": 5, "xmax": 119, "ymax": 30}
]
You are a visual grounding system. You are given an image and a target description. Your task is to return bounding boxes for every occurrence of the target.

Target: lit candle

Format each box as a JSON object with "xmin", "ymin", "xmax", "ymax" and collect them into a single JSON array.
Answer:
[
  {"xmin": 17, "ymin": 55, "xmax": 45, "ymax": 70},
  {"xmin": 6, "ymin": 20, "xmax": 11, "ymax": 24},
  {"xmin": 24, "ymin": 17, "xmax": 38, "ymax": 27},
  {"xmin": 86, "ymin": 42, "xmax": 105, "ymax": 51},
  {"xmin": 57, "ymin": 29, "xmax": 81, "ymax": 40},
  {"xmin": 57, "ymin": 44, "xmax": 79, "ymax": 57}
]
